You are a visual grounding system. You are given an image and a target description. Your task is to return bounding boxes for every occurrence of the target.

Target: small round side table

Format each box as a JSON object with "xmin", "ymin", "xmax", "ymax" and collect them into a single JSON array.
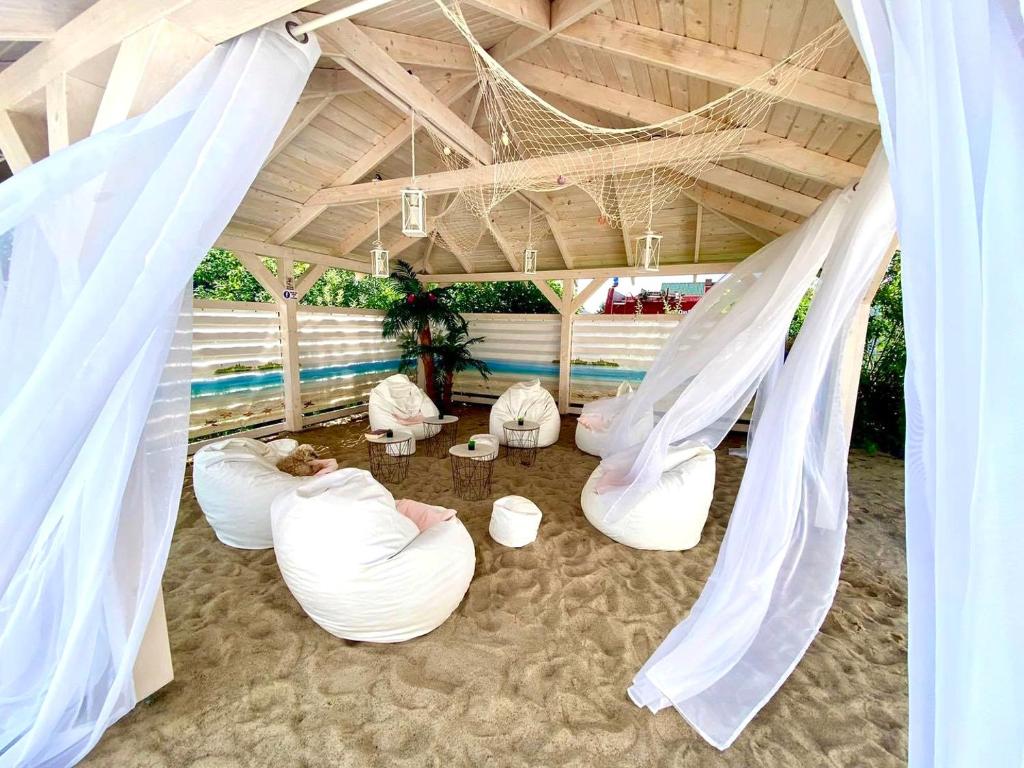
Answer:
[
  {"xmin": 449, "ymin": 441, "xmax": 498, "ymax": 500},
  {"xmin": 421, "ymin": 414, "xmax": 459, "ymax": 458},
  {"xmin": 503, "ymin": 419, "xmax": 540, "ymax": 466},
  {"xmin": 365, "ymin": 430, "xmax": 414, "ymax": 483}
]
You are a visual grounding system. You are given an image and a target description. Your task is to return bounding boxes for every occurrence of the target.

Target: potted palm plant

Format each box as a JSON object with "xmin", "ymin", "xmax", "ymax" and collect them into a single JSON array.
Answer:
[
  {"xmin": 382, "ymin": 260, "xmax": 462, "ymax": 403},
  {"xmin": 414, "ymin": 321, "xmax": 491, "ymax": 414}
]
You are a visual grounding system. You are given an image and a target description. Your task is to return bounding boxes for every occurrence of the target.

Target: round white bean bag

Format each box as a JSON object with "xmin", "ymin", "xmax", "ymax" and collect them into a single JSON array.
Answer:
[
  {"xmin": 193, "ymin": 437, "xmax": 311, "ymax": 550},
  {"xmin": 488, "ymin": 379, "xmax": 560, "ymax": 447},
  {"xmin": 581, "ymin": 444, "xmax": 716, "ymax": 551},
  {"xmin": 489, "ymin": 496, "xmax": 542, "ymax": 547},
  {"xmin": 271, "ymin": 469, "xmax": 476, "ymax": 643},
  {"xmin": 368, "ymin": 374, "xmax": 440, "ymax": 448}
]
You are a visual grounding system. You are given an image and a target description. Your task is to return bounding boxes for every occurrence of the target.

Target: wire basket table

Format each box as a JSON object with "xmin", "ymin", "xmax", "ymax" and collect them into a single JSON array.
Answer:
[
  {"xmin": 449, "ymin": 441, "xmax": 498, "ymax": 500},
  {"xmin": 421, "ymin": 415, "xmax": 459, "ymax": 458},
  {"xmin": 365, "ymin": 430, "xmax": 414, "ymax": 483},
  {"xmin": 503, "ymin": 419, "xmax": 541, "ymax": 467}
]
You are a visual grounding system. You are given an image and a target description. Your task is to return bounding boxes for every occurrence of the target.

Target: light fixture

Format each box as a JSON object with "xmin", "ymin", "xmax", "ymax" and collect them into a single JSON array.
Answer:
[
  {"xmin": 636, "ymin": 167, "xmax": 661, "ymax": 272},
  {"xmin": 371, "ymin": 198, "xmax": 390, "ymax": 277},
  {"xmin": 522, "ymin": 201, "xmax": 537, "ymax": 274},
  {"xmin": 636, "ymin": 229, "xmax": 662, "ymax": 272},
  {"xmin": 401, "ymin": 110, "xmax": 427, "ymax": 237}
]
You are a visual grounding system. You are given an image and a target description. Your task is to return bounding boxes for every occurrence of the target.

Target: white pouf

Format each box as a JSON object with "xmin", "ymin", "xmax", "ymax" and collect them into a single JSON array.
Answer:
[
  {"xmin": 489, "ymin": 379, "xmax": 560, "ymax": 447},
  {"xmin": 581, "ymin": 444, "xmax": 716, "ymax": 551},
  {"xmin": 489, "ymin": 496, "xmax": 543, "ymax": 547},
  {"xmin": 271, "ymin": 469, "xmax": 476, "ymax": 643},
  {"xmin": 368, "ymin": 374, "xmax": 440, "ymax": 449},
  {"xmin": 193, "ymin": 437, "xmax": 311, "ymax": 549}
]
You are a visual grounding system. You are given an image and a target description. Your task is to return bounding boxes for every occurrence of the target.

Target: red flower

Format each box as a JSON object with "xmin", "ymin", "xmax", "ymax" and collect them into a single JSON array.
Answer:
[
  {"xmin": 428, "ymin": 292, "xmax": 436, "ymax": 301},
  {"xmin": 406, "ymin": 294, "xmax": 415, "ymax": 304}
]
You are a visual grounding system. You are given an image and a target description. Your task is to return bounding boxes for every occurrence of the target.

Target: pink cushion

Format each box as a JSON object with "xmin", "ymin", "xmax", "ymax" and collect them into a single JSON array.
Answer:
[
  {"xmin": 392, "ymin": 412, "xmax": 426, "ymax": 426},
  {"xmin": 396, "ymin": 498, "xmax": 457, "ymax": 532}
]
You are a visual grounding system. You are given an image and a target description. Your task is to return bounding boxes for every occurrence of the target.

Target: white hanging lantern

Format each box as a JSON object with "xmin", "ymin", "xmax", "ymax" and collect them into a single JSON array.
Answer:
[
  {"xmin": 636, "ymin": 229, "xmax": 662, "ymax": 272},
  {"xmin": 401, "ymin": 187, "xmax": 427, "ymax": 237},
  {"xmin": 371, "ymin": 239, "xmax": 390, "ymax": 277},
  {"xmin": 401, "ymin": 110, "xmax": 427, "ymax": 237},
  {"xmin": 522, "ymin": 201, "xmax": 538, "ymax": 275},
  {"xmin": 370, "ymin": 198, "xmax": 389, "ymax": 277},
  {"xmin": 523, "ymin": 248, "xmax": 538, "ymax": 274}
]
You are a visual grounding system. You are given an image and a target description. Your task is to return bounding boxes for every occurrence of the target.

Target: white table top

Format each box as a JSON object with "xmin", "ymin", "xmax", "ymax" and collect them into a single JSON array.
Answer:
[
  {"xmin": 503, "ymin": 419, "xmax": 540, "ymax": 431},
  {"xmin": 449, "ymin": 442, "xmax": 498, "ymax": 460},
  {"xmin": 365, "ymin": 429, "xmax": 414, "ymax": 444},
  {"xmin": 424, "ymin": 414, "xmax": 459, "ymax": 425}
]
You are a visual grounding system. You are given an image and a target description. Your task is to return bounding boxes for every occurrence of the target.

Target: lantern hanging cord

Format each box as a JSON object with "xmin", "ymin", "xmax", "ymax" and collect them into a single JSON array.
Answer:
[{"xmin": 410, "ymin": 110, "xmax": 417, "ymax": 185}]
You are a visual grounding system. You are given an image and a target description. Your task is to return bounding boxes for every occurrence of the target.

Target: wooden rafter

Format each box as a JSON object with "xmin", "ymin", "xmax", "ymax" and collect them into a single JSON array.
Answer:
[
  {"xmin": 426, "ymin": 260, "xmax": 743, "ymax": 283},
  {"xmin": 305, "ymin": 131, "xmax": 822, "ymax": 217},
  {"xmin": 558, "ymin": 15, "xmax": 878, "ymax": 125}
]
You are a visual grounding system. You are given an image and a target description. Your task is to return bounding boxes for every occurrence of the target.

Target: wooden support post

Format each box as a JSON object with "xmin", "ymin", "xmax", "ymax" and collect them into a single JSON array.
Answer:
[
  {"xmin": 45, "ymin": 73, "xmax": 70, "ymax": 153},
  {"xmin": 557, "ymin": 280, "xmax": 574, "ymax": 414},
  {"xmin": 693, "ymin": 204, "xmax": 703, "ymax": 264},
  {"xmin": 277, "ymin": 258, "xmax": 303, "ymax": 433},
  {"xmin": 235, "ymin": 251, "xmax": 303, "ymax": 432},
  {"xmin": 133, "ymin": 589, "xmax": 173, "ymax": 701}
]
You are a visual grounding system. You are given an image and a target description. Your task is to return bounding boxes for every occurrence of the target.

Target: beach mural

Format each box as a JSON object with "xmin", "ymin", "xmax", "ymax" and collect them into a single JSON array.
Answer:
[
  {"xmin": 454, "ymin": 312, "xmax": 683, "ymax": 408},
  {"xmin": 189, "ymin": 302, "xmax": 403, "ymax": 440},
  {"xmin": 190, "ymin": 304, "xmax": 685, "ymax": 441},
  {"xmin": 569, "ymin": 314, "xmax": 683, "ymax": 404}
]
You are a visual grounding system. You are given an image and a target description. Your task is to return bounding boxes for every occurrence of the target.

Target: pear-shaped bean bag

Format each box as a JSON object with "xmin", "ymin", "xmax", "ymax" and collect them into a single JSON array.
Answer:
[
  {"xmin": 271, "ymin": 469, "xmax": 476, "ymax": 643},
  {"xmin": 193, "ymin": 437, "xmax": 311, "ymax": 550},
  {"xmin": 488, "ymin": 379, "xmax": 560, "ymax": 447},
  {"xmin": 368, "ymin": 374, "xmax": 439, "ymax": 449},
  {"xmin": 581, "ymin": 444, "xmax": 716, "ymax": 551},
  {"xmin": 575, "ymin": 382, "xmax": 654, "ymax": 457}
]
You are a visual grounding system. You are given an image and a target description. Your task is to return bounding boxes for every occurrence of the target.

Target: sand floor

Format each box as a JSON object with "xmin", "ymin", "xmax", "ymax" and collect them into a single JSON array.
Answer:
[{"xmin": 86, "ymin": 407, "xmax": 907, "ymax": 767}]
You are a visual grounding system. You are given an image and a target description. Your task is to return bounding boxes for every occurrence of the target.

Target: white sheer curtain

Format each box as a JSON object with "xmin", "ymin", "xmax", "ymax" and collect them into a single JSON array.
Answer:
[
  {"xmin": 592, "ymin": 188, "xmax": 853, "ymax": 523},
  {"xmin": 835, "ymin": 3, "xmax": 1024, "ymax": 766},
  {"xmin": 0, "ymin": 21, "xmax": 318, "ymax": 767},
  {"xmin": 628, "ymin": 150, "xmax": 896, "ymax": 749}
]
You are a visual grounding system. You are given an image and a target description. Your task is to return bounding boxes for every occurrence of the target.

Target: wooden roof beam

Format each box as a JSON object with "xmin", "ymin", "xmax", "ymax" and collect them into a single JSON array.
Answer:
[
  {"xmin": 488, "ymin": 0, "xmax": 610, "ymax": 62},
  {"xmin": 463, "ymin": 0, "xmax": 550, "ymax": 32},
  {"xmin": 505, "ymin": 60, "xmax": 864, "ymax": 188},
  {"xmin": 308, "ymin": 17, "xmax": 491, "ymax": 164},
  {"xmin": 558, "ymin": 15, "xmax": 878, "ymax": 125},
  {"xmin": 306, "ymin": 131, "xmax": 823, "ymax": 217},
  {"xmin": 348, "ymin": 28, "xmax": 864, "ymax": 187},
  {"xmin": 217, "ymin": 234, "xmax": 372, "ymax": 272},
  {"xmin": 0, "ymin": 0, "xmax": 315, "ymax": 111},
  {"xmin": 425, "ymin": 260, "xmax": 742, "ymax": 283},
  {"xmin": 681, "ymin": 185, "xmax": 799, "ymax": 239}
]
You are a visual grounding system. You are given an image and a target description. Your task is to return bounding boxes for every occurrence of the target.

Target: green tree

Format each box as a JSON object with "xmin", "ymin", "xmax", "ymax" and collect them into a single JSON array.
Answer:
[
  {"xmin": 193, "ymin": 249, "xmax": 272, "ymax": 302},
  {"xmin": 854, "ymin": 253, "xmax": 905, "ymax": 456},
  {"xmin": 443, "ymin": 280, "xmax": 561, "ymax": 313}
]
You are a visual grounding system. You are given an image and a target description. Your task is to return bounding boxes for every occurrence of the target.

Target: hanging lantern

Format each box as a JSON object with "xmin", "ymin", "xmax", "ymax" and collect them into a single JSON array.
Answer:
[
  {"xmin": 401, "ymin": 187, "xmax": 427, "ymax": 237},
  {"xmin": 401, "ymin": 110, "xmax": 427, "ymax": 237},
  {"xmin": 636, "ymin": 229, "xmax": 662, "ymax": 272},
  {"xmin": 371, "ymin": 239, "xmax": 390, "ymax": 277},
  {"xmin": 523, "ymin": 247, "xmax": 538, "ymax": 274},
  {"xmin": 522, "ymin": 201, "xmax": 538, "ymax": 275}
]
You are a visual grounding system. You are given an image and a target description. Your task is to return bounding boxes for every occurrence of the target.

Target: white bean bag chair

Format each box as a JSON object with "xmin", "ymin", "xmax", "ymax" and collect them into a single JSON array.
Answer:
[
  {"xmin": 489, "ymin": 496, "xmax": 543, "ymax": 547},
  {"xmin": 581, "ymin": 444, "xmax": 716, "ymax": 551},
  {"xmin": 488, "ymin": 379, "xmax": 560, "ymax": 447},
  {"xmin": 193, "ymin": 437, "xmax": 312, "ymax": 550},
  {"xmin": 271, "ymin": 469, "xmax": 476, "ymax": 643},
  {"xmin": 368, "ymin": 374, "xmax": 440, "ymax": 449}
]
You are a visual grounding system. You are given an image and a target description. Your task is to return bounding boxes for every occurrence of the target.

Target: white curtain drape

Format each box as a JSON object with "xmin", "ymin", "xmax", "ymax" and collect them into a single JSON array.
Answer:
[
  {"xmin": 835, "ymin": 3, "xmax": 1024, "ymax": 766},
  {"xmin": 0, "ymin": 21, "xmax": 318, "ymax": 767},
  {"xmin": 591, "ymin": 188, "xmax": 853, "ymax": 523},
  {"xmin": 628, "ymin": 150, "xmax": 896, "ymax": 749}
]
